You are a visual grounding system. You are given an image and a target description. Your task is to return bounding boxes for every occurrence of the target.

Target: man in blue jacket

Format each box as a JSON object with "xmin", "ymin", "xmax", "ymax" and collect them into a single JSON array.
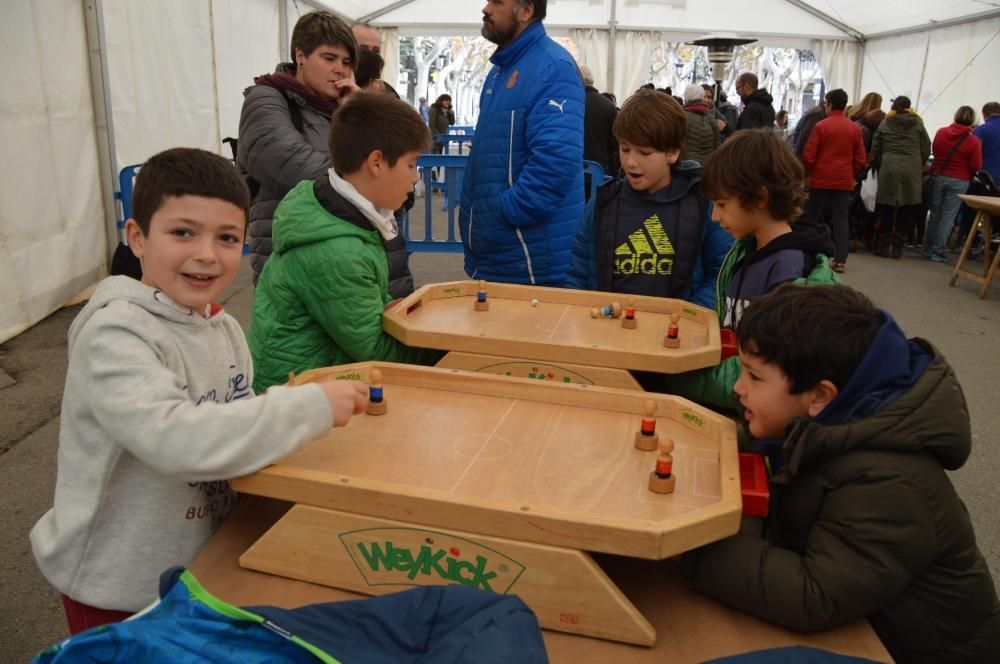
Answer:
[{"xmin": 460, "ymin": 0, "xmax": 584, "ymax": 285}]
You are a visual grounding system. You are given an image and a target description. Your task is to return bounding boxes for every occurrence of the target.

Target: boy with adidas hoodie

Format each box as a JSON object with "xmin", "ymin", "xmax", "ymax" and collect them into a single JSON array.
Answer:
[
  {"xmin": 30, "ymin": 148, "xmax": 369, "ymax": 635},
  {"xmin": 662, "ymin": 130, "xmax": 839, "ymax": 409},
  {"xmin": 683, "ymin": 284, "xmax": 1000, "ymax": 663},
  {"xmin": 248, "ymin": 92, "xmax": 442, "ymax": 392},
  {"xmin": 566, "ymin": 89, "xmax": 732, "ymax": 308}
]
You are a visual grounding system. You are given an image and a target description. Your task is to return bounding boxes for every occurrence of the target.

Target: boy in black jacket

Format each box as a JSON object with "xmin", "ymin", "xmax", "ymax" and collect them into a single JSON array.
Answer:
[{"xmin": 683, "ymin": 284, "xmax": 1000, "ymax": 663}]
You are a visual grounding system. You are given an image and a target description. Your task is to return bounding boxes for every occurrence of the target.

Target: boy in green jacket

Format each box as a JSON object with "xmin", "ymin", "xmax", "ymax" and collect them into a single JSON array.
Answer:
[
  {"xmin": 662, "ymin": 130, "xmax": 839, "ymax": 409},
  {"xmin": 684, "ymin": 284, "xmax": 1000, "ymax": 663},
  {"xmin": 249, "ymin": 92, "xmax": 440, "ymax": 392}
]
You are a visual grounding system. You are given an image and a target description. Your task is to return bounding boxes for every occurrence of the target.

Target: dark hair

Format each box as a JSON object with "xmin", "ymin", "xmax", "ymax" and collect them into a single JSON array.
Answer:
[
  {"xmin": 826, "ymin": 88, "xmax": 848, "ymax": 111},
  {"xmin": 983, "ymin": 102, "xmax": 1000, "ymax": 119},
  {"xmin": 433, "ymin": 93, "xmax": 452, "ymax": 106},
  {"xmin": 737, "ymin": 284, "xmax": 883, "ymax": 393},
  {"xmin": 736, "ymin": 72, "xmax": 758, "ymax": 89},
  {"xmin": 601, "ymin": 91, "xmax": 617, "ymax": 105},
  {"xmin": 290, "ymin": 11, "xmax": 357, "ymax": 70},
  {"xmin": 516, "ymin": 0, "xmax": 547, "ymax": 21},
  {"xmin": 131, "ymin": 148, "xmax": 250, "ymax": 235},
  {"xmin": 776, "ymin": 109, "xmax": 788, "ymax": 120},
  {"xmin": 702, "ymin": 129, "xmax": 805, "ymax": 221},
  {"xmin": 891, "ymin": 96, "xmax": 911, "ymax": 112},
  {"xmin": 954, "ymin": 105, "xmax": 976, "ymax": 126},
  {"xmin": 355, "ymin": 49, "xmax": 384, "ymax": 87},
  {"xmin": 330, "ymin": 92, "xmax": 431, "ymax": 174},
  {"xmin": 613, "ymin": 88, "xmax": 686, "ymax": 153}
]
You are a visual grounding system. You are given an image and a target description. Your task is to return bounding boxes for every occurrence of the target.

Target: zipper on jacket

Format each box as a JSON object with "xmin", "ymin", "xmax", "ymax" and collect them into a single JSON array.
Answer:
[
  {"xmin": 508, "ymin": 110, "xmax": 515, "ymax": 187},
  {"xmin": 468, "ymin": 201, "xmax": 475, "ymax": 252},
  {"xmin": 516, "ymin": 228, "xmax": 536, "ymax": 284}
]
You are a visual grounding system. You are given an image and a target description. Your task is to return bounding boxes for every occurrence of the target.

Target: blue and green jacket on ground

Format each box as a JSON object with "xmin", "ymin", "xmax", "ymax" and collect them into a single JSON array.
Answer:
[{"xmin": 34, "ymin": 567, "xmax": 549, "ymax": 663}]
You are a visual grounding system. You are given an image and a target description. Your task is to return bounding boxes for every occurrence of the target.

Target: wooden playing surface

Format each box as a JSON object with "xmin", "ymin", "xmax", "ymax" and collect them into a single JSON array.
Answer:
[
  {"xmin": 190, "ymin": 497, "xmax": 892, "ymax": 663},
  {"xmin": 232, "ymin": 362, "xmax": 741, "ymax": 560},
  {"xmin": 383, "ymin": 281, "xmax": 722, "ymax": 374}
]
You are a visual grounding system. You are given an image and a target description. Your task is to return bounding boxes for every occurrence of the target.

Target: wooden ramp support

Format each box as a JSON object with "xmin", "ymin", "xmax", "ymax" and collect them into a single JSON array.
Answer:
[{"xmin": 239, "ymin": 505, "xmax": 657, "ymax": 646}]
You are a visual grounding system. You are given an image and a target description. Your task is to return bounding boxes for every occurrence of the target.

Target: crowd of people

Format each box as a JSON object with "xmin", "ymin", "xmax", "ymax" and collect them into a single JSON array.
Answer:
[{"xmin": 26, "ymin": 0, "xmax": 1000, "ymax": 662}]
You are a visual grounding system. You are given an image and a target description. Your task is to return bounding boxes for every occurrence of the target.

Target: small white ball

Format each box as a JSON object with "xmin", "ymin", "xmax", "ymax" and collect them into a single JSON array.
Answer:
[{"xmin": 531, "ymin": 298, "xmax": 539, "ymax": 307}]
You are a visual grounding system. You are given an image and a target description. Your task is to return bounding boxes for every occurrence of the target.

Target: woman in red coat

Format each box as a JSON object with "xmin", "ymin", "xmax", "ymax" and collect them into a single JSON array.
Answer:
[{"xmin": 924, "ymin": 106, "xmax": 983, "ymax": 261}]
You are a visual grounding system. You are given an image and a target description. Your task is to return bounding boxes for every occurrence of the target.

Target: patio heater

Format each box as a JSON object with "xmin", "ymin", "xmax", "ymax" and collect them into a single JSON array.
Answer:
[{"xmin": 687, "ymin": 34, "xmax": 756, "ymax": 107}]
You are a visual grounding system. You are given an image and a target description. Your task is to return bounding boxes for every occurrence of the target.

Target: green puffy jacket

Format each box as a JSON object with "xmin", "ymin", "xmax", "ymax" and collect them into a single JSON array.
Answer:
[
  {"xmin": 249, "ymin": 178, "xmax": 439, "ymax": 392},
  {"xmin": 684, "ymin": 346, "xmax": 1000, "ymax": 663},
  {"xmin": 661, "ymin": 228, "xmax": 838, "ymax": 409}
]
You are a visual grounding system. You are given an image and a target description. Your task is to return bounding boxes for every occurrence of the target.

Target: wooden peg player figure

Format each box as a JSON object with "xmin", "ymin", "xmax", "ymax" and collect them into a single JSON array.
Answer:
[
  {"xmin": 648, "ymin": 437, "xmax": 676, "ymax": 494},
  {"xmin": 663, "ymin": 312, "xmax": 680, "ymax": 348},
  {"xmin": 366, "ymin": 368, "xmax": 387, "ymax": 415},
  {"xmin": 634, "ymin": 400, "xmax": 659, "ymax": 451},
  {"xmin": 622, "ymin": 302, "xmax": 637, "ymax": 329},
  {"xmin": 475, "ymin": 280, "xmax": 489, "ymax": 311},
  {"xmin": 590, "ymin": 302, "xmax": 622, "ymax": 318}
]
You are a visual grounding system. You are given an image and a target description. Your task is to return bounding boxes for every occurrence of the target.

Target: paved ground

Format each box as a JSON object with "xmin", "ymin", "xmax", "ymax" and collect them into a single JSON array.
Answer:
[{"xmin": 2, "ymin": 242, "xmax": 998, "ymax": 662}]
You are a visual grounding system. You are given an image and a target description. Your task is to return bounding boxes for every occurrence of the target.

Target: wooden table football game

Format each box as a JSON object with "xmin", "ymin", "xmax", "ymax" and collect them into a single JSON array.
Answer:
[
  {"xmin": 951, "ymin": 194, "xmax": 1000, "ymax": 298},
  {"xmin": 383, "ymin": 281, "xmax": 724, "ymax": 389},
  {"xmin": 231, "ymin": 362, "xmax": 742, "ymax": 646}
]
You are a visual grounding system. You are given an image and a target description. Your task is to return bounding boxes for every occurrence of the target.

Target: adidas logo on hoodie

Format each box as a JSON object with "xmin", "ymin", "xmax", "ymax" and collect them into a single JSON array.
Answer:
[{"xmin": 614, "ymin": 215, "xmax": 676, "ymax": 276}]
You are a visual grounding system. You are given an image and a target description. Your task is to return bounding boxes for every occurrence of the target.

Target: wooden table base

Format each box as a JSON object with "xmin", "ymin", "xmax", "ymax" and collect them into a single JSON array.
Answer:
[
  {"xmin": 239, "ymin": 504, "xmax": 655, "ymax": 645},
  {"xmin": 951, "ymin": 196, "xmax": 1000, "ymax": 298}
]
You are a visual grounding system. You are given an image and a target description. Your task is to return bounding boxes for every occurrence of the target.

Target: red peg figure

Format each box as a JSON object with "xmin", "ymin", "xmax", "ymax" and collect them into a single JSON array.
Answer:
[
  {"xmin": 475, "ymin": 280, "xmax": 489, "ymax": 311},
  {"xmin": 366, "ymin": 367, "xmax": 387, "ymax": 415},
  {"xmin": 622, "ymin": 301, "xmax": 636, "ymax": 329},
  {"xmin": 648, "ymin": 437, "xmax": 676, "ymax": 494},
  {"xmin": 663, "ymin": 312, "xmax": 680, "ymax": 348},
  {"xmin": 634, "ymin": 400, "xmax": 659, "ymax": 451}
]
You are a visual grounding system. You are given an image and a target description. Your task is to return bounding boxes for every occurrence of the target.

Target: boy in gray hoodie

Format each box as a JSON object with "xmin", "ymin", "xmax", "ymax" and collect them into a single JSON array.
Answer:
[{"xmin": 30, "ymin": 148, "xmax": 368, "ymax": 635}]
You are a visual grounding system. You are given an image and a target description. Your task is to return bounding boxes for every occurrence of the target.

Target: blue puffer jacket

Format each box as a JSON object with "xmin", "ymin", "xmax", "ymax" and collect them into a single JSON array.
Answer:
[{"xmin": 459, "ymin": 20, "xmax": 584, "ymax": 285}]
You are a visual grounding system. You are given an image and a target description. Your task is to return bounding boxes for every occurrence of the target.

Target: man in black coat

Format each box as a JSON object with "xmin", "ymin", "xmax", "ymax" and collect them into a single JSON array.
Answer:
[
  {"xmin": 579, "ymin": 65, "xmax": 618, "ymax": 178},
  {"xmin": 735, "ymin": 72, "xmax": 775, "ymax": 130}
]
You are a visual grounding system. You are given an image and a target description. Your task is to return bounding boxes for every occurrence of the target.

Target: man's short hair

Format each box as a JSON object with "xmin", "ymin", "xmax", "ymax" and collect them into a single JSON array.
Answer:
[
  {"xmin": 736, "ymin": 72, "xmax": 758, "ymax": 90},
  {"xmin": 891, "ymin": 96, "xmax": 911, "ymax": 112},
  {"xmin": 736, "ymin": 284, "xmax": 883, "ymax": 393},
  {"xmin": 981, "ymin": 102, "xmax": 1000, "ymax": 119},
  {"xmin": 825, "ymin": 89, "xmax": 848, "ymax": 111},
  {"xmin": 702, "ymin": 129, "xmax": 806, "ymax": 222},
  {"xmin": 613, "ymin": 89, "xmax": 686, "ymax": 153},
  {"xmin": 330, "ymin": 92, "xmax": 431, "ymax": 174},
  {"xmin": 131, "ymin": 148, "xmax": 250, "ymax": 235},
  {"xmin": 954, "ymin": 105, "xmax": 976, "ymax": 127},
  {"xmin": 579, "ymin": 65, "xmax": 595, "ymax": 86},
  {"xmin": 516, "ymin": 0, "xmax": 547, "ymax": 21},
  {"xmin": 290, "ymin": 11, "xmax": 357, "ymax": 68}
]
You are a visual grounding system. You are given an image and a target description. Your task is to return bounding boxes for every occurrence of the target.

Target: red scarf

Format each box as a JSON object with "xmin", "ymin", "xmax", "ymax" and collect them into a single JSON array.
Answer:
[
  {"xmin": 684, "ymin": 101, "xmax": 710, "ymax": 115},
  {"xmin": 253, "ymin": 71, "xmax": 338, "ymax": 115}
]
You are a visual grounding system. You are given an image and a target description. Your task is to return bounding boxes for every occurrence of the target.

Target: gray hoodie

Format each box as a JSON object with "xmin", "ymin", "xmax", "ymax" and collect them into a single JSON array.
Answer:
[{"xmin": 30, "ymin": 276, "xmax": 333, "ymax": 611}]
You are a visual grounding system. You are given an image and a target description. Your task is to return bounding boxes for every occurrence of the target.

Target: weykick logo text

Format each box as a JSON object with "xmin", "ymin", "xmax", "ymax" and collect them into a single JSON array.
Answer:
[
  {"xmin": 614, "ymin": 215, "xmax": 676, "ymax": 276},
  {"xmin": 340, "ymin": 528, "xmax": 525, "ymax": 593}
]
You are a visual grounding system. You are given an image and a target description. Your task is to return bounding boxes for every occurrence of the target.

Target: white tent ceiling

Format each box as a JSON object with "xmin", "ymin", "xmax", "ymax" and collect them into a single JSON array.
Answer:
[{"xmin": 318, "ymin": 0, "xmax": 999, "ymax": 41}]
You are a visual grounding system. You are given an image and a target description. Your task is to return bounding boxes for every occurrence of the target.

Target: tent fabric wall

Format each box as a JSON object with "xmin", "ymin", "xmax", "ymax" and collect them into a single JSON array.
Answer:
[
  {"xmin": 381, "ymin": 28, "xmax": 401, "ymax": 90},
  {"xmin": 811, "ymin": 39, "xmax": 861, "ymax": 100},
  {"xmin": 859, "ymin": 17, "xmax": 1000, "ymax": 139},
  {"xmin": 0, "ymin": 0, "xmax": 106, "ymax": 343},
  {"xmin": 570, "ymin": 28, "xmax": 610, "ymax": 91}
]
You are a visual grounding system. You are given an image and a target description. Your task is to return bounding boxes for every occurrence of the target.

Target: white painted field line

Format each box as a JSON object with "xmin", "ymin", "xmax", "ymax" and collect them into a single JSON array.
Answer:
[
  {"xmin": 546, "ymin": 304, "xmax": 571, "ymax": 341},
  {"xmin": 449, "ymin": 399, "xmax": 519, "ymax": 493}
]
